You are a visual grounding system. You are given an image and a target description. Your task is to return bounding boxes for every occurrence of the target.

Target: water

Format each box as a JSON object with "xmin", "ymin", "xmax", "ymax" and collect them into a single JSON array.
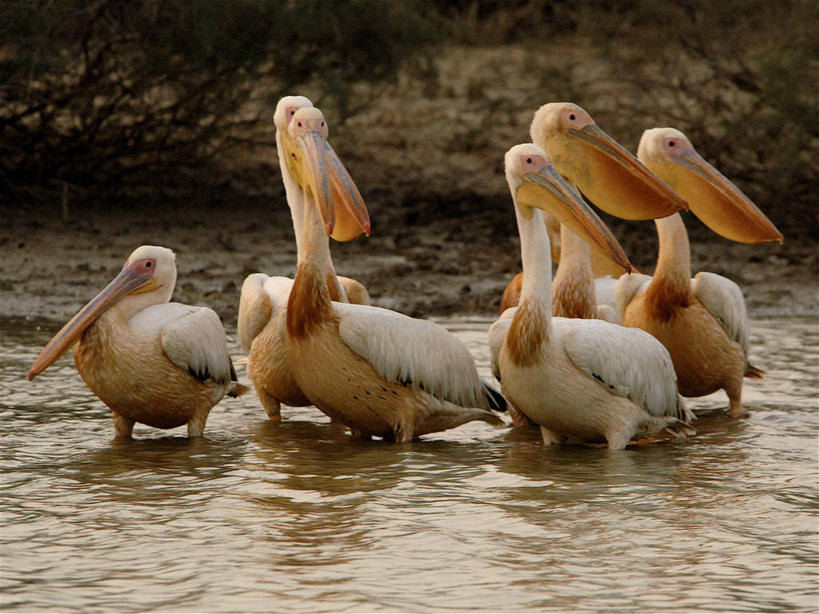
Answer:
[{"xmin": 1, "ymin": 316, "xmax": 817, "ymax": 612}]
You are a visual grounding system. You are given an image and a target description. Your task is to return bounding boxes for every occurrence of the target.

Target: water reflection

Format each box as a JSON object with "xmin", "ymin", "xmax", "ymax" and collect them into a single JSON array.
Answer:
[{"xmin": 1, "ymin": 316, "xmax": 817, "ymax": 612}]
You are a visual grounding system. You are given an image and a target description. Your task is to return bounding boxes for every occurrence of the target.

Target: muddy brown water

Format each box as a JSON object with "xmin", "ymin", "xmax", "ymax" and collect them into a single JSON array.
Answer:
[{"xmin": 1, "ymin": 316, "xmax": 817, "ymax": 612}]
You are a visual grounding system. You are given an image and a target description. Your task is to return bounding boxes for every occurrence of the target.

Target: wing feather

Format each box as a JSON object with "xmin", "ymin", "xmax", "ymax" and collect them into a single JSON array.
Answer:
[
  {"xmin": 614, "ymin": 272, "xmax": 653, "ymax": 322},
  {"xmin": 692, "ymin": 271, "xmax": 749, "ymax": 356},
  {"xmin": 237, "ymin": 274, "xmax": 293, "ymax": 353},
  {"xmin": 557, "ymin": 318, "xmax": 688, "ymax": 420},
  {"xmin": 335, "ymin": 303, "xmax": 486, "ymax": 407},
  {"xmin": 140, "ymin": 304, "xmax": 234, "ymax": 386},
  {"xmin": 488, "ymin": 307, "xmax": 516, "ymax": 381}
]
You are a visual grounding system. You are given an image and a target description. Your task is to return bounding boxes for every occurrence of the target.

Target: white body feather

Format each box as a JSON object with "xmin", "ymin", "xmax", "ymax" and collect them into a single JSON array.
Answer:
[
  {"xmin": 335, "ymin": 302, "xmax": 486, "ymax": 408},
  {"xmin": 128, "ymin": 302, "xmax": 234, "ymax": 392},
  {"xmin": 614, "ymin": 271, "xmax": 751, "ymax": 358}
]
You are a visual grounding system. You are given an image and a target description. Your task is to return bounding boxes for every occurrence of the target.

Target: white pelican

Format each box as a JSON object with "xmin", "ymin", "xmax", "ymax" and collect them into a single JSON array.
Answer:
[
  {"xmin": 616, "ymin": 127, "xmax": 783, "ymax": 418},
  {"xmin": 490, "ymin": 144, "xmax": 693, "ymax": 449},
  {"xmin": 28, "ymin": 245, "xmax": 247, "ymax": 438},
  {"xmin": 500, "ymin": 102, "xmax": 687, "ymax": 319},
  {"xmin": 283, "ymin": 106, "xmax": 506, "ymax": 441},
  {"xmin": 238, "ymin": 95, "xmax": 370, "ymax": 421}
]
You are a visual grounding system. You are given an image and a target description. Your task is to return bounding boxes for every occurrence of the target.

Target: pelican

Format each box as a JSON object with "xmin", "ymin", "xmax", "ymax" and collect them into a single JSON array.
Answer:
[
  {"xmin": 283, "ymin": 106, "xmax": 506, "ymax": 442},
  {"xmin": 28, "ymin": 245, "xmax": 247, "ymax": 438},
  {"xmin": 616, "ymin": 127, "xmax": 783, "ymax": 418},
  {"xmin": 490, "ymin": 144, "xmax": 693, "ymax": 449},
  {"xmin": 500, "ymin": 102, "xmax": 688, "ymax": 319},
  {"xmin": 238, "ymin": 95, "xmax": 370, "ymax": 421}
]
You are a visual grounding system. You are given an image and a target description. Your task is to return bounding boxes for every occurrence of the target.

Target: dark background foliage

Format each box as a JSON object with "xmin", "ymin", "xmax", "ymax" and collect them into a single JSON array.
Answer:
[{"xmin": 1, "ymin": 0, "xmax": 816, "ymax": 240}]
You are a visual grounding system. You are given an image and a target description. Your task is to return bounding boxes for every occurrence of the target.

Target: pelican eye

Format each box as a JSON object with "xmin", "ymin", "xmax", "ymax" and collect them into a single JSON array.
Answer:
[
  {"xmin": 145, "ymin": 261, "xmax": 152, "ymax": 268},
  {"xmin": 569, "ymin": 113, "xmax": 576, "ymax": 121},
  {"xmin": 668, "ymin": 140, "xmax": 676, "ymax": 147},
  {"xmin": 526, "ymin": 157, "xmax": 532, "ymax": 164},
  {"xmin": 297, "ymin": 121, "xmax": 302, "ymax": 128}
]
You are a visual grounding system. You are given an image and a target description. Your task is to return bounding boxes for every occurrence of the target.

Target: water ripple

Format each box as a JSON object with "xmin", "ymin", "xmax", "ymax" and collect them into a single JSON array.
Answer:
[{"xmin": 0, "ymin": 316, "xmax": 816, "ymax": 612}]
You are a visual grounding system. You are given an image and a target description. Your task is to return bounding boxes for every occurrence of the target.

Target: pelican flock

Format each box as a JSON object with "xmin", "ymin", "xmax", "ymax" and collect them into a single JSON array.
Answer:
[
  {"xmin": 28, "ymin": 94, "xmax": 780, "ymax": 447},
  {"xmin": 489, "ymin": 144, "xmax": 693, "ymax": 448},
  {"xmin": 29, "ymin": 246, "xmax": 247, "ymax": 438}
]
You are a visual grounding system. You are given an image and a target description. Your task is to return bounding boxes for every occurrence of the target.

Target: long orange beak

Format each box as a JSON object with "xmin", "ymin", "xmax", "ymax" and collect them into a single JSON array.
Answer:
[
  {"xmin": 547, "ymin": 124, "xmax": 688, "ymax": 220},
  {"xmin": 517, "ymin": 164, "xmax": 632, "ymax": 273},
  {"xmin": 28, "ymin": 268, "xmax": 154, "ymax": 380},
  {"xmin": 648, "ymin": 149, "xmax": 783, "ymax": 244},
  {"xmin": 289, "ymin": 109, "xmax": 370, "ymax": 241}
]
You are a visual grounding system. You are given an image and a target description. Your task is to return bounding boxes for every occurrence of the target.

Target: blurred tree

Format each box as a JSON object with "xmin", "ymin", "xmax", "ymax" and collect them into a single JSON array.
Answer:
[{"xmin": 0, "ymin": 0, "xmax": 441, "ymax": 207}]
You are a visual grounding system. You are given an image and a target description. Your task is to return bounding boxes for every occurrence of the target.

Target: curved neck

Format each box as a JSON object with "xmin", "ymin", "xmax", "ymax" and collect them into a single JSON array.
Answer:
[
  {"xmin": 286, "ymin": 193, "xmax": 335, "ymax": 338},
  {"xmin": 654, "ymin": 212, "xmax": 691, "ymax": 287},
  {"xmin": 517, "ymin": 206, "xmax": 553, "ymax": 312},
  {"xmin": 645, "ymin": 212, "xmax": 692, "ymax": 315},
  {"xmin": 552, "ymin": 224, "xmax": 596, "ymax": 318},
  {"xmin": 505, "ymin": 201, "xmax": 552, "ymax": 367}
]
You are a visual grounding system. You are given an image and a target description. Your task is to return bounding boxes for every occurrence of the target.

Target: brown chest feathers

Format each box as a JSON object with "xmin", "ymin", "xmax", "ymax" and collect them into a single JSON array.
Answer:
[
  {"xmin": 506, "ymin": 299, "xmax": 548, "ymax": 368},
  {"xmin": 552, "ymin": 275, "xmax": 596, "ymax": 319},
  {"xmin": 643, "ymin": 275, "xmax": 691, "ymax": 322},
  {"xmin": 286, "ymin": 264, "xmax": 334, "ymax": 338}
]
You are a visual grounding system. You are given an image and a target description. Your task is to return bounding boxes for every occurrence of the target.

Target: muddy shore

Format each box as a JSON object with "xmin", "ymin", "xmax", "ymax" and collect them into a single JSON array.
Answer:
[{"xmin": 3, "ymin": 195, "xmax": 815, "ymax": 334}]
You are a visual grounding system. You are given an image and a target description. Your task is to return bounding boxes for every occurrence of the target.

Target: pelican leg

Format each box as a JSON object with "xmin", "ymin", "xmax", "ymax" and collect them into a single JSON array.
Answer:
[
  {"xmin": 112, "ymin": 412, "xmax": 135, "ymax": 439},
  {"xmin": 728, "ymin": 395, "xmax": 744, "ymax": 419},
  {"xmin": 187, "ymin": 408, "xmax": 210, "ymax": 438},
  {"xmin": 257, "ymin": 387, "xmax": 283, "ymax": 422},
  {"xmin": 539, "ymin": 426, "xmax": 566, "ymax": 446},
  {"xmin": 604, "ymin": 430, "xmax": 630, "ymax": 450},
  {"xmin": 509, "ymin": 401, "xmax": 536, "ymax": 427},
  {"xmin": 395, "ymin": 424, "xmax": 416, "ymax": 443},
  {"xmin": 726, "ymin": 376, "xmax": 744, "ymax": 419}
]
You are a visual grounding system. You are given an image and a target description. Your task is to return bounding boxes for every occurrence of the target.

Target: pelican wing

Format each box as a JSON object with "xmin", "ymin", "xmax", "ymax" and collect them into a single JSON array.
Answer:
[
  {"xmin": 237, "ymin": 274, "xmax": 293, "ymax": 353},
  {"xmin": 558, "ymin": 318, "xmax": 688, "ymax": 420},
  {"xmin": 335, "ymin": 302, "xmax": 486, "ymax": 408},
  {"xmin": 488, "ymin": 307, "xmax": 517, "ymax": 381},
  {"xmin": 161, "ymin": 305, "xmax": 234, "ymax": 385},
  {"xmin": 127, "ymin": 303, "xmax": 233, "ymax": 385},
  {"xmin": 593, "ymin": 275, "xmax": 617, "ymax": 310},
  {"xmin": 614, "ymin": 272, "xmax": 653, "ymax": 322},
  {"xmin": 692, "ymin": 271, "xmax": 749, "ymax": 356},
  {"xmin": 337, "ymin": 275, "xmax": 370, "ymax": 305}
]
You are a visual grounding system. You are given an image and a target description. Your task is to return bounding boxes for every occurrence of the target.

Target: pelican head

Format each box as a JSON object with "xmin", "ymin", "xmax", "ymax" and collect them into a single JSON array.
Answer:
[
  {"xmin": 274, "ymin": 95, "xmax": 313, "ymax": 133},
  {"xmin": 530, "ymin": 102, "xmax": 688, "ymax": 220},
  {"xmin": 639, "ymin": 128, "xmax": 783, "ymax": 244},
  {"xmin": 288, "ymin": 106, "xmax": 370, "ymax": 241},
  {"xmin": 505, "ymin": 143, "xmax": 631, "ymax": 272},
  {"xmin": 28, "ymin": 245, "xmax": 176, "ymax": 380}
]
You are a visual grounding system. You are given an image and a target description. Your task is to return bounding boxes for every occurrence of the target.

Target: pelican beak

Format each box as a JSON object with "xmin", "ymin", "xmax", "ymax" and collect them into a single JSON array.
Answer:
[
  {"xmin": 648, "ymin": 149, "xmax": 783, "ymax": 244},
  {"xmin": 324, "ymin": 139, "xmax": 370, "ymax": 241},
  {"xmin": 293, "ymin": 127, "xmax": 336, "ymax": 236},
  {"xmin": 517, "ymin": 164, "xmax": 632, "ymax": 272},
  {"xmin": 289, "ymin": 109, "xmax": 370, "ymax": 241},
  {"xmin": 28, "ymin": 268, "xmax": 154, "ymax": 380},
  {"xmin": 549, "ymin": 124, "xmax": 688, "ymax": 220}
]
